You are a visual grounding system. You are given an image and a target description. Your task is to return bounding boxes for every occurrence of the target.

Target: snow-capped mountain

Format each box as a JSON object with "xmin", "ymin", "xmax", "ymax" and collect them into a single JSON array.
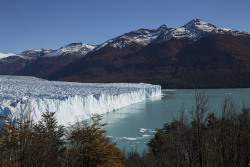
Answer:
[
  {"xmin": 155, "ymin": 19, "xmax": 250, "ymax": 43},
  {"xmin": 47, "ymin": 43, "xmax": 96, "ymax": 57},
  {"xmin": 0, "ymin": 43, "xmax": 96, "ymax": 76},
  {"xmin": 1, "ymin": 19, "xmax": 250, "ymax": 88},
  {"xmin": 1, "ymin": 19, "xmax": 249, "ymax": 61},
  {"xmin": 0, "ymin": 52, "xmax": 16, "ymax": 59},
  {"xmin": 47, "ymin": 19, "xmax": 250, "ymax": 89},
  {"xmin": 16, "ymin": 49, "xmax": 54, "ymax": 59},
  {"xmin": 92, "ymin": 19, "xmax": 250, "ymax": 51},
  {"xmin": 94, "ymin": 25, "xmax": 168, "ymax": 51},
  {"xmin": 0, "ymin": 43, "xmax": 95, "ymax": 61}
]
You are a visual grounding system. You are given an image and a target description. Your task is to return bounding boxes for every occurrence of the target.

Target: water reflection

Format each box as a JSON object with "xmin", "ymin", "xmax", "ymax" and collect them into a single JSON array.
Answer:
[{"xmin": 101, "ymin": 102, "xmax": 147, "ymax": 125}]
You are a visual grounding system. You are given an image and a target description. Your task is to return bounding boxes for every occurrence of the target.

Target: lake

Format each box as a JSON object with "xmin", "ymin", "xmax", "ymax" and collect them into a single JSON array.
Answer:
[{"xmin": 100, "ymin": 88, "xmax": 250, "ymax": 153}]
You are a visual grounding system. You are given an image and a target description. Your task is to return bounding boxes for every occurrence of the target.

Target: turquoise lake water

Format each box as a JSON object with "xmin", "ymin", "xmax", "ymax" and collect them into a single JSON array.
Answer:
[{"xmin": 101, "ymin": 89, "xmax": 250, "ymax": 153}]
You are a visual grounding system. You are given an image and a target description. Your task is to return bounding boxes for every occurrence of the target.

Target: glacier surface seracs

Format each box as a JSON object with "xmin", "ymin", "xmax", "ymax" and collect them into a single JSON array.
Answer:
[{"xmin": 0, "ymin": 75, "xmax": 161, "ymax": 125}]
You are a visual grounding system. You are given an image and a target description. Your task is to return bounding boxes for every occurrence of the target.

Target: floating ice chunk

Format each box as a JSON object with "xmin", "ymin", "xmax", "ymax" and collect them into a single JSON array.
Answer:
[
  {"xmin": 148, "ymin": 129, "xmax": 157, "ymax": 133},
  {"xmin": 139, "ymin": 128, "xmax": 147, "ymax": 133},
  {"xmin": 119, "ymin": 135, "xmax": 151, "ymax": 141}
]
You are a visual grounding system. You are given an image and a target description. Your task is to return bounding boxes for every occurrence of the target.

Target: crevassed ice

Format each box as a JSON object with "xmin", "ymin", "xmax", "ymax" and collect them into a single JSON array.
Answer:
[{"xmin": 0, "ymin": 75, "xmax": 161, "ymax": 125}]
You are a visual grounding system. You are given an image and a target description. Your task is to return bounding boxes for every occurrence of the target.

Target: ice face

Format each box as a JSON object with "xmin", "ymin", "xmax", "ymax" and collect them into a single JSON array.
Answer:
[{"xmin": 0, "ymin": 75, "xmax": 161, "ymax": 125}]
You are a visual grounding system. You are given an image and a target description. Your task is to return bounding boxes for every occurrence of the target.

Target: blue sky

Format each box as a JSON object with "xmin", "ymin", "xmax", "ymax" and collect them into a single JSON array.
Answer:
[{"xmin": 1, "ymin": 0, "xmax": 250, "ymax": 54}]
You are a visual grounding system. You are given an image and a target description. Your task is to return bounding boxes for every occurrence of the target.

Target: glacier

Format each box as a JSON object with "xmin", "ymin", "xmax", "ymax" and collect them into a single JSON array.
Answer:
[{"xmin": 0, "ymin": 75, "xmax": 161, "ymax": 125}]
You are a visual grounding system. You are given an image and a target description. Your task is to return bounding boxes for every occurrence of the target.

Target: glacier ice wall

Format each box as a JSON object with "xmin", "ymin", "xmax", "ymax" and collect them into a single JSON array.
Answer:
[{"xmin": 0, "ymin": 75, "xmax": 161, "ymax": 125}]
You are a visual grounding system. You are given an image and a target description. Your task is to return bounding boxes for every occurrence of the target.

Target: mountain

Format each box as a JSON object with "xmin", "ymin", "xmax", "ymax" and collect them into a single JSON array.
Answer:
[
  {"xmin": 46, "ymin": 19, "xmax": 250, "ymax": 88},
  {"xmin": 93, "ymin": 24, "xmax": 167, "ymax": 51},
  {"xmin": 155, "ymin": 19, "xmax": 250, "ymax": 43},
  {"xmin": 47, "ymin": 43, "xmax": 95, "ymax": 57},
  {"xmin": 0, "ymin": 43, "xmax": 96, "ymax": 77},
  {"xmin": 17, "ymin": 49, "xmax": 54, "ymax": 59},
  {"xmin": 0, "ymin": 52, "xmax": 15, "ymax": 59},
  {"xmin": 1, "ymin": 19, "xmax": 250, "ymax": 88}
]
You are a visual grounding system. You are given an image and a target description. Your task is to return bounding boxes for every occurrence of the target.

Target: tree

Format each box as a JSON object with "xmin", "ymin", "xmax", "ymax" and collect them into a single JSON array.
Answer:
[
  {"xmin": 0, "ymin": 110, "xmax": 66, "ymax": 167},
  {"xmin": 32, "ymin": 111, "xmax": 65, "ymax": 166},
  {"xmin": 189, "ymin": 91, "xmax": 209, "ymax": 167},
  {"xmin": 126, "ymin": 91, "xmax": 250, "ymax": 167},
  {"xmin": 65, "ymin": 115, "xmax": 123, "ymax": 167},
  {"xmin": 1, "ymin": 111, "xmax": 124, "ymax": 166},
  {"xmin": 0, "ymin": 115, "xmax": 20, "ymax": 165}
]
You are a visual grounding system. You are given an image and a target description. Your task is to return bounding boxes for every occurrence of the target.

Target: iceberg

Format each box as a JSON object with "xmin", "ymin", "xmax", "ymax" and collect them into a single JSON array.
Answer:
[{"xmin": 0, "ymin": 75, "xmax": 161, "ymax": 125}]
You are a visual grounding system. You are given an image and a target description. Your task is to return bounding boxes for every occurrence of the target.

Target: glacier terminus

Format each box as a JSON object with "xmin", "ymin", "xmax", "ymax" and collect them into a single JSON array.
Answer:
[{"xmin": 0, "ymin": 75, "xmax": 161, "ymax": 125}]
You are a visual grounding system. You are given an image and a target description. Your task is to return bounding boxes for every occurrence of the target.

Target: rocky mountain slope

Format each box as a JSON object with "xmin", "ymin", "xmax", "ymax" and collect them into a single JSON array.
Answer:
[
  {"xmin": 46, "ymin": 19, "xmax": 250, "ymax": 88},
  {"xmin": 1, "ymin": 19, "xmax": 250, "ymax": 88},
  {"xmin": 0, "ymin": 43, "xmax": 96, "ymax": 77}
]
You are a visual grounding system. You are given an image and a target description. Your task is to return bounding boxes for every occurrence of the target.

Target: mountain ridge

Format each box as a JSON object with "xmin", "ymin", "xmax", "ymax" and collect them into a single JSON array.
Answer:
[
  {"xmin": 1, "ymin": 19, "xmax": 250, "ymax": 88},
  {"xmin": 1, "ymin": 19, "xmax": 249, "ymax": 60}
]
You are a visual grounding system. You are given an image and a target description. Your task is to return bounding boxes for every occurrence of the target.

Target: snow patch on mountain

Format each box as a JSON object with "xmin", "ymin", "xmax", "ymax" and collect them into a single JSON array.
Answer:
[
  {"xmin": 94, "ymin": 19, "xmax": 250, "ymax": 49},
  {"xmin": 0, "ymin": 75, "xmax": 161, "ymax": 125},
  {"xmin": 0, "ymin": 43, "xmax": 95, "ymax": 62},
  {"xmin": 0, "ymin": 53, "xmax": 16, "ymax": 59},
  {"xmin": 16, "ymin": 49, "xmax": 54, "ymax": 59},
  {"xmin": 1, "ymin": 19, "xmax": 250, "ymax": 62},
  {"xmin": 183, "ymin": 19, "xmax": 216, "ymax": 32},
  {"xmin": 47, "ymin": 43, "xmax": 96, "ymax": 57},
  {"xmin": 155, "ymin": 19, "xmax": 250, "ymax": 43},
  {"xmin": 213, "ymin": 28, "xmax": 250, "ymax": 36},
  {"xmin": 14, "ymin": 43, "xmax": 96, "ymax": 59},
  {"xmin": 94, "ymin": 25, "xmax": 168, "ymax": 51}
]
